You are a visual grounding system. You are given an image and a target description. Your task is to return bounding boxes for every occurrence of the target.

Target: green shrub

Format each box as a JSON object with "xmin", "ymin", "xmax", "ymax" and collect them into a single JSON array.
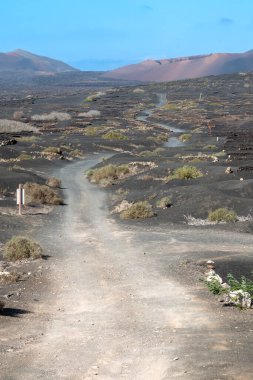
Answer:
[
  {"xmin": 120, "ymin": 201, "xmax": 154, "ymax": 219},
  {"xmin": 88, "ymin": 164, "xmax": 130, "ymax": 184},
  {"xmin": 4, "ymin": 236, "xmax": 42, "ymax": 261},
  {"xmin": 227, "ymin": 273, "xmax": 253, "ymax": 297},
  {"xmin": 171, "ymin": 165, "xmax": 203, "ymax": 180},
  {"xmin": 24, "ymin": 182, "xmax": 64, "ymax": 205},
  {"xmin": 156, "ymin": 196, "xmax": 172, "ymax": 208},
  {"xmin": 206, "ymin": 278, "xmax": 224, "ymax": 295},
  {"xmin": 102, "ymin": 131, "xmax": 128, "ymax": 140},
  {"xmin": 179, "ymin": 133, "xmax": 192, "ymax": 142},
  {"xmin": 208, "ymin": 208, "xmax": 237, "ymax": 223}
]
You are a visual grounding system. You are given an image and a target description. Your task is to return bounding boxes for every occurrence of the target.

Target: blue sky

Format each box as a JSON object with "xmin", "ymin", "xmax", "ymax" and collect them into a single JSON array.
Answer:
[{"xmin": 1, "ymin": 0, "xmax": 253, "ymax": 70}]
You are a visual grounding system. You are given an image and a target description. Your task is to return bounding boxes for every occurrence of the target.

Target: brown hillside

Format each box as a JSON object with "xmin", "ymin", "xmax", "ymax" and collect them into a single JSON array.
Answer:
[{"xmin": 103, "ymin": 50, "xmax": 253, "ymax": 82}]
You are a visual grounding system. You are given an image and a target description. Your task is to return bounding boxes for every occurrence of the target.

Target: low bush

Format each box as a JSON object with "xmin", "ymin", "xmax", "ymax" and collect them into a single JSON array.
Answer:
[
  {"xmin": 4, "ymin": 236, "xmax": 42, "ymax": 261},
  {"xmin": 88, "ymin": 164, "xmax": 129, "ymax": 184},
  {"xmin": 179, "ymin": 133, "xmax": 192, "ymax": 142},
  {"xmin": 0, "ymin": 119, "xmax": 38, "ymax": 133},
  {"xmin": 227, "ymin": 273, "xmax": 253, "ymax": 296},
  {"xmin": 140, "ymin": 147, "xmax": 165, "ymax": 157},
  {"xmin": 46, "ymin": 177, "xmax": 61, "ymax": 188},
  {"xmin": 84, "ymin": 126, "xmax": 105, "ymax": 136},
  {"xmin": 18, "ymin": 153, "xmax": 33, "ymax": 160},
  {"xmin": 102, "ymin": 131, "xmax": 128, "ymax": 140},
  {"xmin": 17, "ymin": 136, "xmax": 40, "ymax": 143},
  {"xmin": 147, "ymin": 133, "xmax": 168, "ymax": 143},
  {"xmin": 208, "ymin": 208, "xmax": 237, "ymax": 223},
  {"xmin": 0, "ymin": 271, "xmax": 20, "ymax": 284},
  {"xmin": 171, "ymin": 165, "xmax": 203, "ymax": 180},
  {"xmin": 120, "ymin": 201, "xmax": 154, "ymax": 219},
  {"xmin": 13, "ymin": 110, "xmax": 25, "ymax": 120},
  {"xmin": 31, "ymin": 112, "xmax": 71, "ymax": 121},
  {"xmin": 24, "ymin": 182, "xmax": 64, "ymax": 205},
  {"xmin": 78, "ymin": 110, "xmax": 101, "ymax": 117},
  {"xmin": 156, "ymin": 196, "xmax": 172, "ymax": 208},
  {"xmin": 203, "ymin": 145, "xmax": 217, "ymax": 150},
  {"xmin": 42, "ymin": 147, "xmax": 61, "ymax": 154}
]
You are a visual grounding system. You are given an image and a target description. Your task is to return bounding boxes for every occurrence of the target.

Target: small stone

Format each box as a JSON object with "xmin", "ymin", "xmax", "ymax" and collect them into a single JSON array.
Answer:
[
  {"xmin": 173, "ymin": 357, "xmax": 179, "ymax": 361},
  {"xmin": 225, "ymin": 167, "xmax": 233, "ymax": 174}
]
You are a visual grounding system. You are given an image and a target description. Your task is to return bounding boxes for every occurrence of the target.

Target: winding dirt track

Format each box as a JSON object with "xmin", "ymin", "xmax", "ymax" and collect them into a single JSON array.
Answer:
[{"xmin": 2, "ymin": 158, "xmax": 253, "ymax": 379}]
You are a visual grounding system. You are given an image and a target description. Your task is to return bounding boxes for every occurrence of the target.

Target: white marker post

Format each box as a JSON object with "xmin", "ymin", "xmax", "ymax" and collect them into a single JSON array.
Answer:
[{"xmin": 16, "ymin": 184, "xmax": 25, "ymax": 215}]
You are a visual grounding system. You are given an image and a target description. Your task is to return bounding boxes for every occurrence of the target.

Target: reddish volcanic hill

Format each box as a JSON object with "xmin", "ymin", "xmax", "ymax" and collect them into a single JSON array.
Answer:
[
  {"xmin": 0, "ymin": 49, "xmax": 77, "ymax": 73},
  {"xmin": 103, "ymin": 50, "xmax": 253, "ymax": 82}
]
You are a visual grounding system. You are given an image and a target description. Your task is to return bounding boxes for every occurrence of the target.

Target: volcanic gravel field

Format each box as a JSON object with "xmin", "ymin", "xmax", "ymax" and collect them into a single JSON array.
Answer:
[{"xmin": 0, "ymin": 72, "xmax": 253, "ymax": 379}]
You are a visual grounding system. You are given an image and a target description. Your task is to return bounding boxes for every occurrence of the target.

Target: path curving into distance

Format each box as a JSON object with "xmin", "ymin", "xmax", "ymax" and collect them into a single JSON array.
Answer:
[{"xmin": 2, "ymin": 157, "xmax": 253, "ymax": 379}]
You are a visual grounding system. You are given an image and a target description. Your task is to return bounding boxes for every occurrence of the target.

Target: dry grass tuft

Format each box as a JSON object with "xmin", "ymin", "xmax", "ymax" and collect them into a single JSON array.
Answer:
[
  {"xmin": 24, "ymin": 182, "xmax": 64, "ymax": 205},
  {"xmin": 88, "ymin": 164, "xmax": 130, "ymax": 185},
  {"xmin": 170, "ymin": 165, "xmax": 203, "ymax": 180},
  {"xmin": 0, "ymin": 271, "xmax": 20, "ymax": 284},
  {"xmin": 156, "ymin": 196, "xmax": 172, "ymax": 208},
  {"xmin": 4, "ymin": 236, "xmax": 42, "ymax": 261},
  {"xmin": 102, "ymin": 131, "xmax": 128, "ymax": 140},
  {"xmin": 31, "ymin": 112, "xmax": 71, "ymax": 121},
  {"xmin": 78, "ymin": 110, "xmax": 101, "ymax": 117},
  {"xmin": 208, "ymin": 208, "xmax": 237, "ymax": 223},
  {"xmin": 120, "ymin": 201, "xmax": 155, "ymax": 219},
  {"xmin": 46, "ymin": 177, "xmax": 61, "ymax": 188},
  {"xmin": 0, "ymin": 119, "xmax": 38, "ymax": 133}
]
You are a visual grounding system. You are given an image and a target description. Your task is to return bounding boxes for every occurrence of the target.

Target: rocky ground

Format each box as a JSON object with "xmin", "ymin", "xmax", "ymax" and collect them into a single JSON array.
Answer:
[{"xmin": 0, "ymin": 72, "xmax": 253, "ymax": 379}]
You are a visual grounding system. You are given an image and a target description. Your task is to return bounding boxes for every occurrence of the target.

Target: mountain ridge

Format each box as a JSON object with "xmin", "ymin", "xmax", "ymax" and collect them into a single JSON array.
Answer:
[
  {"xmin": 103, "ymin": 50, "xmax": 253, "ymax": 82},
  {"xmin": 0, "ymin": 49, "xmax": 78, "ymax": 73}
]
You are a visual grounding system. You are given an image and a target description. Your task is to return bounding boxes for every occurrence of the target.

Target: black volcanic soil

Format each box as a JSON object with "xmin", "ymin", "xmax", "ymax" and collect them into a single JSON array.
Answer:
[{"xmin": 1, "ymin": 72, "xmax": 253, "ymax": 378}]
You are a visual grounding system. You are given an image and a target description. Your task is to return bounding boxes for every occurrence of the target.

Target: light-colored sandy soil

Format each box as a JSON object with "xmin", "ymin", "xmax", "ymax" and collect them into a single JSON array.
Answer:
[{"xmin": 1, "ymin": 158, "xmax": 253, "ymax": 380}]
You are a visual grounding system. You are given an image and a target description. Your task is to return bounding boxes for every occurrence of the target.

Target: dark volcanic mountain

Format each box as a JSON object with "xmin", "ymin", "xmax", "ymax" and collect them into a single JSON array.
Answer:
[
  {"xmin": 103, "ymin": 50, "xmax": 253, "ymax": 82},
  {"xmin": 0, "ymin": 49, "xmax": 78, "ymax": 73}
]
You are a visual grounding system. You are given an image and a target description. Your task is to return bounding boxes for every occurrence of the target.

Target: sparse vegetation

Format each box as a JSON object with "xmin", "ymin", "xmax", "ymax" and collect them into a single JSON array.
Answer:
[
  {"xmin": 31, "ymin": 111, "xmax": 71, "ymax": 121},
  {"xmin": 4, "ymin": 236, "xmax": 42, "ymax": 261},
  {"xmin": 24, "ymin": 182, "xmax": 64, "ymax": 205},
  {"xmin": 170, "ymin": 165, "xmax": 203, "ymax": 180},
  {"xmin": 13, "ymin": 110, "xmax": 25, "ymax": 120},
  {"xmin": 140, "ymin": 147, "xmax": 165, "ymax": 157},
  {"xmin": 156, "ymin": 196, "xmax": 172, "ymax": 208},
  {"xmin": 88, "ymin": 164, "xmax": 130, "ymax": 185},
  {"xmin": 78, "ymin": 110, "xmax": 101, "ymax": 117},
  {"xmin": 208, "ymin": 208, "xmax": 237, "ymax": 223},
  {"xmin": 0, "ymin": 271, "xmax": 20, "ymax": 284},
  {"xmin": 179, "ymin": 133, "xmax": 192, "ymax": 142},
  {"xmin": 18, "ymin": 153, "xmax": 33, "ymax": 160},
  {"xmin": 17, "ymin": 136, "xmax": 40, "ymax": 143},
  {"xmin": 147, "ymin": 133, "xmax": 168, "ymax": 143},
  {"xmin": 206, "ymin": 278, "xmax": 224, "ymax": 295},
  {"xmin": 227, "ymin": 273, "xmax": 253, "ymax": 297},
  {"xmin": 203, "ymin": 145, "xmax": 217, "ymax": 150},
  {"xmin": 46, "ymin": 177, "xmax": 61, "ymax": 188},
  {"xmin": 0, "ymin": 119, "xmax": 38, "ymax": 133},
  {"xmin": 120, "ymin": 201, "xmax": 155, "ymax": 219},
  {"xmin": 83, "ymin": 126, "xmax": 106, "ymax": 136},
  {"xmin": 102, "ymin": 131, "xmax": 128, "ymax": 140},
  {"xmin": 42, "ymin": 147, "xmax": 61, "ymax": 154}
]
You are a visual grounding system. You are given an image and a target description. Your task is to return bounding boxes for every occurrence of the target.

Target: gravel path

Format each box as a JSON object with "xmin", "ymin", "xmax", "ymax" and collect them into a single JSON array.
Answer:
[{"xmin": 1, "ymin": 158, "xmax": 253, "ymax": 379}]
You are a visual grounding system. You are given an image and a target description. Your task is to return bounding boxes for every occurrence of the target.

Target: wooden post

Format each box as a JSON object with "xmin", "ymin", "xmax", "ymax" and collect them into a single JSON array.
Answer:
[{"xmin": 19, "ymin": 184, "xmax": 22, "ymax": 215}]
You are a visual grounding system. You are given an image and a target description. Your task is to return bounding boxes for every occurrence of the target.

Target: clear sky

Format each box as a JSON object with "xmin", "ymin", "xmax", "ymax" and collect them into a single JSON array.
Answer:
[{"xmin": 1, "ymin": 0, "xmax": 253, "ymax": 70}]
